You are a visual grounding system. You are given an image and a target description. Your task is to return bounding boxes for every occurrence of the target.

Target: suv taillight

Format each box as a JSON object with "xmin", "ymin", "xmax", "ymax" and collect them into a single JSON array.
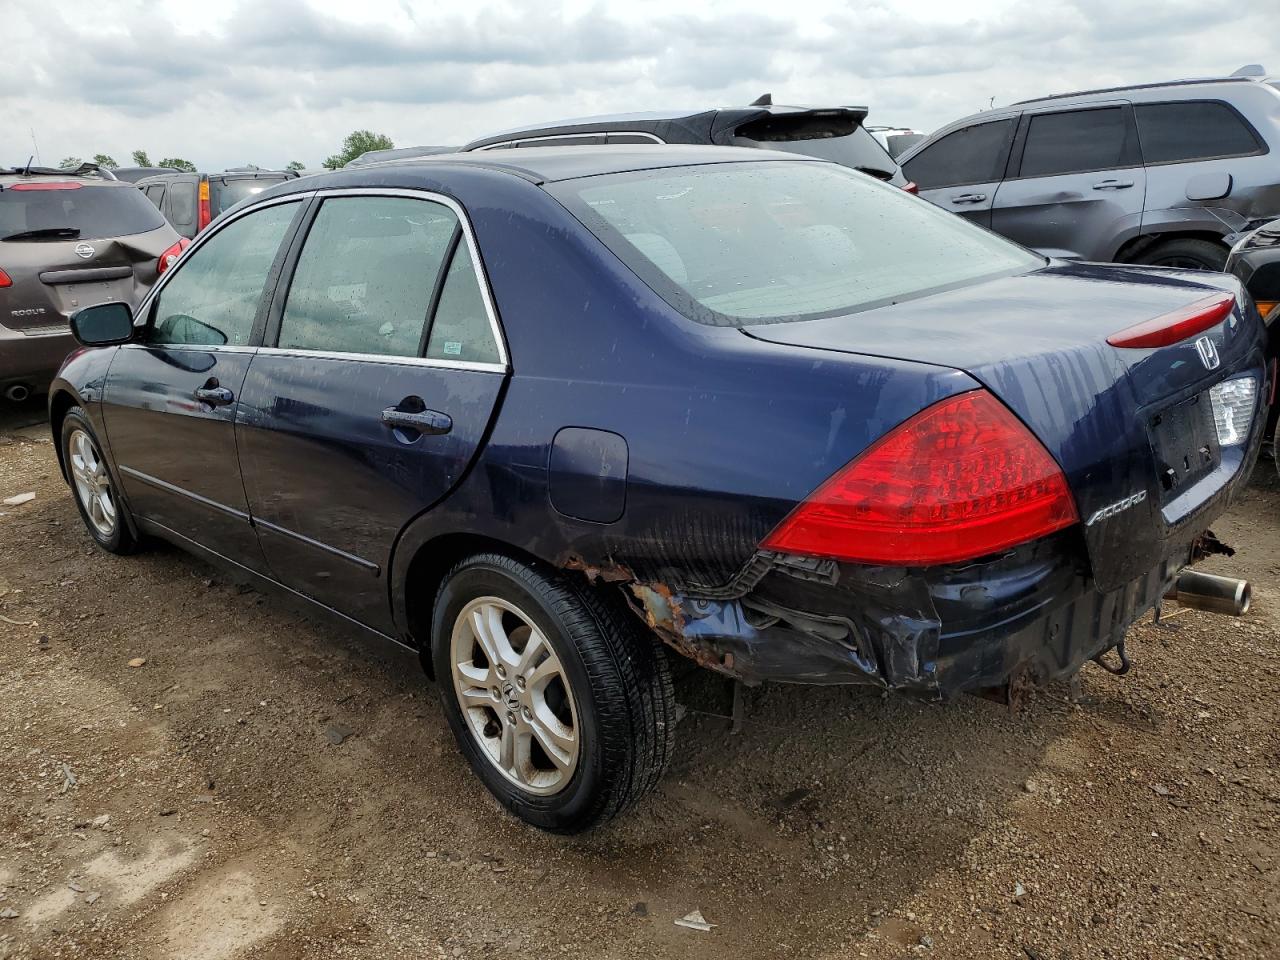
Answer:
[
  {"xmin": 197, "ymin": 180, "xmax": 211, "ymax": 231},
  {"xmin": 157, "ymin": 238, "xmax": 191, "ymax": 275},
  {"xmin": 761, "ymin": 390, "xmax": 1078, "ymax": 566},
  {"xmin": 0, "ymin": 268, "xmax": 11, "ymax": 287}
]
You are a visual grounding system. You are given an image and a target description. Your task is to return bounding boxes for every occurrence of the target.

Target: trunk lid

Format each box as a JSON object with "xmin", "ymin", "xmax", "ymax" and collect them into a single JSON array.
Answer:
[{"xmin": 743, "ymin": 261, "xmax": 1267, "ymax": 589}]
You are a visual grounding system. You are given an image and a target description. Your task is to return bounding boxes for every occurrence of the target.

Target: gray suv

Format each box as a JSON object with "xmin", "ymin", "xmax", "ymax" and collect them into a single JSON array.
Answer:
[{"xmin": 899, "ymin": 71, "xmax": 1280, "ymax": 269}]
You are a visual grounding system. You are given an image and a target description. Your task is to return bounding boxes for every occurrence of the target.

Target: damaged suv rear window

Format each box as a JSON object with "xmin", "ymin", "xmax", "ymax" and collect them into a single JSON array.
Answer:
[{"xmin": 550, "ymin": 161, "xmax": 1043, "ymax": 326}]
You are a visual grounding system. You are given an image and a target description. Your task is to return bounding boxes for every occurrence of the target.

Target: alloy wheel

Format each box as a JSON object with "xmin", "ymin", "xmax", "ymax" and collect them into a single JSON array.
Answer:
[
  {"xmin": 68, "ymin": 429, "xmax": 117, "ymax": 538},
  {"xmin": 449, "ymin": 596, "xmax": 580, "ymax": 795}
]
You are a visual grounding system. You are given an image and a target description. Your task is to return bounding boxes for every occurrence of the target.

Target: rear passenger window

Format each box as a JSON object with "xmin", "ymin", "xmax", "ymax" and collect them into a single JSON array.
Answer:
[
  {"xmin": 1018, "ymin": 107, "xmax": 1134, "ymax": 177},
  {"xmin": 425, "ymin": 246, "xmax": 501, "ymax": 364},
  {"xmin": 167, "ymin": 182, "xmax": 195, "ymax": 227},
  {"xmin": 278, "ymin": 196, "xmax": 457, "ymax": 357},
  {"xmin": 1135, "ymin": 101, "xmax": 1262, "ymax": 163},
  {"xmin": 901, "ymin": 119, "xmax": 1015, "ymax": 189},
  {"xmin": 144, "ymin": 185, "xmax": 165, "ymax": 209},
  {"xmin": 150, "ymin": 201, "xmax": 298, "ymax": 347}
]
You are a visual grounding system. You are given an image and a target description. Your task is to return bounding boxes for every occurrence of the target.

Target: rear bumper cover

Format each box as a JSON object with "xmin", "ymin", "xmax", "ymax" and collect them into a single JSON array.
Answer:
[{"xmin": 0, "ymin": 321, "xmax": 74, "ymax": 389}]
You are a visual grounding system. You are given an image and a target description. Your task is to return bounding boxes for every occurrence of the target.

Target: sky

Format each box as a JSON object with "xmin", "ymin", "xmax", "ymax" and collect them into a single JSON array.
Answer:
[{"xmin": 2, "ymin": 0, "xmax": 1277, "ymax": 171}]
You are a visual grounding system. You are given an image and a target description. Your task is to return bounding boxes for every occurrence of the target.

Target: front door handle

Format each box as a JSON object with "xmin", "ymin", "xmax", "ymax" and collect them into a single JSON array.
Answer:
[
  {"xmin": 193, "ymin": 381, "xmax": 234, "ymax": 406},
  {"xmin": 950, "ymin": 193, "xmax": 988, "ymax": 204},
  {"xmin": 1092, "ymin": 179, "xmax": 1134, "ymax": 190},
  {"xmin": 381, "ymin": 406, "xmax": 452, "ymax": 435}
]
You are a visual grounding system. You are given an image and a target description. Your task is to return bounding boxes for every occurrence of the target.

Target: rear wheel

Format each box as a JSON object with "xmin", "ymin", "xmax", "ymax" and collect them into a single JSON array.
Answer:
[
  {"xmin": 61, "ymin": 407, "xmax": 139, "ymax": 555},
  {"xmin": 1132, "ymin": 238, "xmax": 1229, "ymax": 272},
  {"xmin": 432, "ymin": 553, "xmax": 675, "ymax": 833}
]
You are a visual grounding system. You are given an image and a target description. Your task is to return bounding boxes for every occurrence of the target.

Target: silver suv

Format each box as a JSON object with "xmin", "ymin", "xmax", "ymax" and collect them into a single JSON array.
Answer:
[{"xmin": 899, "ymin": 70, "xmax": 1280, "ymax": 270}]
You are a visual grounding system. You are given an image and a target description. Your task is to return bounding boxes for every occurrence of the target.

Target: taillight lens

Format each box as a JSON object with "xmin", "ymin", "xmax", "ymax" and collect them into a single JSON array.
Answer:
[
  {"xmin": 9, "ymin": 182, "xmax": 82, "ymax": 191},
  {"xmin": 1106, "ymin": 293, "xmax": 1235, "ymax": 348},
  {"xmin": 901, "ymin": 181, "xmax": 919, "ymax": 195},
  {"xmin": 157, "ymin": 237, "xmax": 191, "ymax": 275},
  {"xmin": 762, "ymin": 390, "xmax": 1078, "ymax": 566},
  {"xmin": 197, "ymin": 180, "xmax": 211, "ymax": 231},
  {"xmin": 0, "ymin": 268, "xmax": 11, "ymax": 288}
]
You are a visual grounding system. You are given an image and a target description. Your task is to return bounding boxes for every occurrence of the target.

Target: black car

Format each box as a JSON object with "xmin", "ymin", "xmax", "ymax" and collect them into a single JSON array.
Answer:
[
  {"xmin": 135, "ymin": 168, "xmax": 301, "ymax": 238},
  {"xmin": 461, "ymin": 94, "xmax": 914, "ymax": 190}
]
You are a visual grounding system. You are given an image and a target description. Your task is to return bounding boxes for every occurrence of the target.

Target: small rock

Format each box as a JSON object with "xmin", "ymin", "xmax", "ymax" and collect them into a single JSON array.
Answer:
[
  {"xmin": 1013, "ymin": 882, "xmax": 1027, "ymax": 900},
  {"xmin": 128, "ymin": 658, "xmax": 146, "ymax": 668},
  {"xmin": 1151, "ymin": 783, "xmax": 1170, "ymax": 796},
  {"xmin": 921, "ymin": 935, "xmax": 935, "ymax": 948},
  {"xmin": 158, "ymin": 808, "xmax": 178, "ymax": 817},
  {"xmin": 674, "ymin": 909, "xmax": 716, "ymax": 932},
  {"xmin": 1022, "ymin": 779, "xmax": 1038, "ymax": 794},
  {"xmin": 0, "ymin": 907, "xmax": 18, "ymax": 919},
  {"xmin": 2, "ymin": 493, "xmax": 35, "ymax": 507},
  {"xmin": 452, "ymin": 948, "xmax": 464, "ymax": 958},
  {"xmin": 325, "ymin": 723, "xmax": 355, "ymax": 745},
  {"xmin": 68, "ymin": 882, "xmax": 84, "ymax": 893},
  {"xmin": 85, "ymin": 892, "xmax": 101, "ymax": 905},
  {"xmin": 91, "ymin": 814, "xmax": 110, "ymax": 829}
]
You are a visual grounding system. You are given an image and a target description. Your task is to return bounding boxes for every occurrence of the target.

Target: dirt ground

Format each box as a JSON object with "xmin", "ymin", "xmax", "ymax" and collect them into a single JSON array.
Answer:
[{"xmin": 0, "ymin": 398, "xmax": 1277, "ymax": 960}]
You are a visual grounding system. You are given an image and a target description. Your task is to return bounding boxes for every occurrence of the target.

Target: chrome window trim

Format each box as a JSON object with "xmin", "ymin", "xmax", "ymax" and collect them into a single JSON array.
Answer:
[
  {"xmin": 254, "ymin": 345, "xmax": 505, "ymax": 373},
  {"xmin": 129, "ymin": 186, "xmax": 512, "ymax": 373},
  {"xmin": 131, "ymin": 191, "xmax": 315, "ymax": 328},
  {"xmin": 476, "ymin": 130, "xmax": 665, "ymax": 150},
  {"xmin": 119, "ymin": 343, "xmax": 257, "ymax": 355}
]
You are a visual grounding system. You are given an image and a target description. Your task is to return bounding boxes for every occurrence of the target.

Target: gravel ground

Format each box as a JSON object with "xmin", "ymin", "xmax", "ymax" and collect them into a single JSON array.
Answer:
[{"xmin": 0, "ymin": 398, "xmax": 1277, "ymax": 960}]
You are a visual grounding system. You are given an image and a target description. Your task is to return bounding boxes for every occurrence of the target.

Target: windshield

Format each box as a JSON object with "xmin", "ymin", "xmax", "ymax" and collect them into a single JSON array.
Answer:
[
  {"xmin": 213, "ymin": 177, "xmax": 291, "ymax": 214},
  {"xmin": 0, "ymin": 183, "xmax": 166, "ymax": 241},
  {"xmin": 550, "ymin": 161, "xmax": 1044, "ymax": 327}
]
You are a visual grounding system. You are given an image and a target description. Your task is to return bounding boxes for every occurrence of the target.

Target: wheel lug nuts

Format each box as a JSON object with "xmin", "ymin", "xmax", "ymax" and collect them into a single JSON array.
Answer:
[
  {"xmin": 521, "ymin": 706, "xmax": 532, "ymax": 721},
  {"xmin": 506, "ymin": 711, "xmax": 517, "ymax": 725},
  {"xmin": 515, "ymin": 676, "xmax": 526, "ymax": 690},
  {"xmin": 495, "ymin": 665, "xmax": 507, "ymax": 679},
  {"xmin": 491, "ymin": 686, "xmax": 501, "ymax": 699}
]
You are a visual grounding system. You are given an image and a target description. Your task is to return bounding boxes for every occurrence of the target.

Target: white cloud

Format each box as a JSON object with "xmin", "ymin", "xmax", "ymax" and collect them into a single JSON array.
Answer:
[{"xmin": 1, "ymin": 0, "xmax": 1276, "ymax": 170}]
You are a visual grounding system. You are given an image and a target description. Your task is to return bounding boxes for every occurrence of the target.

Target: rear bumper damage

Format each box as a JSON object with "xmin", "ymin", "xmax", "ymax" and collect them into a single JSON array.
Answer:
[{"xmin": 574, "ymin": 528, "xmax": 1199, "ymax": 701}]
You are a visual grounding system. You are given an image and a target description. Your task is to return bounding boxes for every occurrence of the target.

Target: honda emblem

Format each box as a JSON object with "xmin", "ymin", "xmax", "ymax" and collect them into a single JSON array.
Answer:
[{"xmin": 1194, "ymin": 336, "xmax": 1220, "ymax": 370}]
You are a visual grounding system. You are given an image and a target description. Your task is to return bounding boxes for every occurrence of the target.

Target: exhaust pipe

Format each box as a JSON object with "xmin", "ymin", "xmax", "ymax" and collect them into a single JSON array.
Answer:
[
  {"xmin": 1165, "ymin": 570, "xmax": 1251, "ymax": 616},
  {"xmin": 4, "ymin": 384, "xmax": 30, "ymax": 403}
]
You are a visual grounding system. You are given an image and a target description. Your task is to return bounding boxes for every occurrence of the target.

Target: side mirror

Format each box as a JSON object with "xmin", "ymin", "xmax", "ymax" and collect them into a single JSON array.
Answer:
[{"xmin": 69, "ymin": 302, "xmax": 135, "ymax": 347}]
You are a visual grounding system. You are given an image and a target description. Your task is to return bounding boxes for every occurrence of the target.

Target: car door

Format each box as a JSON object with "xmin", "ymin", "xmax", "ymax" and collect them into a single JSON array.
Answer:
[
  {"xmin": 900, "ymin": 116, "xmax": 1018, "ymax": 226},
  {"xmin": 100, "ymin": 197, "xmax": 305, "ymax": 570},
  {"xmin": 235, "ymin": 191, "xmax": 508, "ymax": 631},
  {"xmin": 161, "ymin": 175, "xmax": 200, "ymax": 239},
  {"xmin": 990, "ymin": 103, "xmax": 1146, "ymax": 260}
]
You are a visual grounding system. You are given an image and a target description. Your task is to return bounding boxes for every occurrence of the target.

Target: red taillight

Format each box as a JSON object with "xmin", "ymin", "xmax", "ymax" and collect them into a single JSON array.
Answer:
[
  {"xmin": 9, "ymin": 182, "xmax": 82, "ymax": 191},
  {"xmin": 0, "ymin": 268, "xmax": 11, "ymax": 288},
  {"xmin": 197, "ymin": 180, "xmax": 211, "ymax": 231},
  {"xmin": 761, "ymin": 390, "xmax": 1078, "ymax": 566},
  {"xmin": 901, "ymin": 181, "xmax": 919, "ymax": 195},
  {"xmin": 1106, "ymin": 293, "xmax": 1235, "ymax": 348},
  {"xmin": 157, "ymin": 237, "xmax": 191, "ymax": 275}
]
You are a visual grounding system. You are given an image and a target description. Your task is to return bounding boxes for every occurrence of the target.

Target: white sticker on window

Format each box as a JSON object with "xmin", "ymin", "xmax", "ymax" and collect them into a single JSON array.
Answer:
[{"xmin": 443, "ymin": 341, "xmax": 463, "ymax": 356}]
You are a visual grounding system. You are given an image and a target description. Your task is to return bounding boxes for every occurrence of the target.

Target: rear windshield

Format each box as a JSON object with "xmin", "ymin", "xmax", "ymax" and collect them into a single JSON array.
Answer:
[
  {"xmin": 0, "ymin": 183, "xmax": 165, "ymax": 241},
  {"xmin": 549, "ymin": 161, "xmax": 1043, "ymax": 327},
  {"xmin": 732, "ymin": 116, "xmax": 898, "ymax": 179},
  {"xmin": 212, "ymin": 177, "xmax": 291, "ymax": 214}
]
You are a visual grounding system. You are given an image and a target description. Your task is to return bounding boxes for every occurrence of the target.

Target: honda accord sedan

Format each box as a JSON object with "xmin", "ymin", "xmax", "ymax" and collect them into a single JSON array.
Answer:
[{"xmin": 49, "ymin": 146, "xmax": 1268, "ymax": 832}]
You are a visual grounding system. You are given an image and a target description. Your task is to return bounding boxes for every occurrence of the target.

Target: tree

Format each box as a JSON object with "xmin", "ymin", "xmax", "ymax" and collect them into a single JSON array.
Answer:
[
  {"xmin": 285, "ymin": 160, "xmax": 305, "ymax": 171},
  {"xmin": 58, "ymin": 156, "xmax": 83, "ymax": 169},
  {"xmin": 158, "ymin": 157, "xmax": 198, "ymax": 173},
  {"xmin": 131, "ymin": 149, "xmax": 151, "ymax": 166},
  {"xmin": 323, "ymin": 130, "xmax": 393, "ymax": 170},
  {"xmin": 92, "ymin": 154, "xmax": 119, "ymax": 169}
]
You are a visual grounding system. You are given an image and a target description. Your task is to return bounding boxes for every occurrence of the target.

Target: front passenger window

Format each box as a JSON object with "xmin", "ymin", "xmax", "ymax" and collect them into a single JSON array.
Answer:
[{"xmin": 149, "ymin": 201, "xmax": 297, "ymax": 347}]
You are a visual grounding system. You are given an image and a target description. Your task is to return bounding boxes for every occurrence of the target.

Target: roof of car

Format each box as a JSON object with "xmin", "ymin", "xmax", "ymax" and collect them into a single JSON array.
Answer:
[
  {"xmin": 298, "ymin": 144, "xmax": 822, "ymax": 188},
  {"xmin": 0, "ymin": 165, "xmax": 131, "ymax": 187},
  {"xmin": 1013, "ymin": 73, "xmax": 1276, "ymax": 105}
]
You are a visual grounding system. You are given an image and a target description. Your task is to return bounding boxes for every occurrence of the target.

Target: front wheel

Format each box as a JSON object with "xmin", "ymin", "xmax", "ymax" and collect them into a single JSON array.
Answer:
[
  {"xmin": 432, "ymin": 553, "xmax": 675, "ymax": 833},
  {"xmin": 61, "ymin": 407, "xmax": 140, "ymax": 554}
]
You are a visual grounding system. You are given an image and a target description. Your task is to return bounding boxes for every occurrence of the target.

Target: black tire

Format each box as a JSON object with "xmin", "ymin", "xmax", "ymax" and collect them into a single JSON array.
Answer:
[
  {"xmin": 60, "ymin": 406, "xmax": 140, "ymax": 555},
  {"xmin": 1133, "ymin": 237, "xmax": 1229, "ymax": 272},
  {"xmin": 431, "ymin": 553, "xmax": 675, "ymax": 833}
]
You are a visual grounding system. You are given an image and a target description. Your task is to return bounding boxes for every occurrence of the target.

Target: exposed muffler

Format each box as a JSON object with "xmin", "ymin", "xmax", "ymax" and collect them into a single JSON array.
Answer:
[
  {"xmin": 1164, "ymin": 570, "xmax": 1251, "ymax": 616},
  {"xmin": 3, "ymin": 384, "xmax": 30, "ymax": 403}
]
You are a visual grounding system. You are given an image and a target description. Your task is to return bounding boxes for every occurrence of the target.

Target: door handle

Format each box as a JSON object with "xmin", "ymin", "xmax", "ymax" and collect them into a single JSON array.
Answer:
[
  {"xmin": 950, "ymin": 193, "xmax": 987, "ymax": 204},
  {"xmin": 381, "ymin": 406, "xmax": 452, "ymax": 435},
  {"xmin": 1092, "ymin": 179, "xmax": 1134, "ymax": 190},
  {"xmin": 193, "ymin": 381, "xmax": 234, "ymax": 406}
]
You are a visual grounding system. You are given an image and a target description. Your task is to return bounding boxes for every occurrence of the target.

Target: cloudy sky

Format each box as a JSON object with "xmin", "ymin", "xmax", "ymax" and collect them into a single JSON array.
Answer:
[{"xmin": 2, "ymin": 0, "xmax": 1277, "ymax": 170}]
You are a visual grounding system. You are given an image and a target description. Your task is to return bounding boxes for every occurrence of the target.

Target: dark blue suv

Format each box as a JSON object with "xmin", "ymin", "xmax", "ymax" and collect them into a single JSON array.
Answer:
[{"xmin": 51, "ymin": 146, "xmax": 1267, "ymax": 832}]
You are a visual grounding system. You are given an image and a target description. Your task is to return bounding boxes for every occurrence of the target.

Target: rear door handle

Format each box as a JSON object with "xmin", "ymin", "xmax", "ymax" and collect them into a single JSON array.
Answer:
[
  {"xmin": 950, "ymin": 193, "xmax": 987, "ymax": 204},
  {"xmin": 1092, "ymin": 179, "xmax": 1134, "ymax": 190},
  {"xmin": 381, "ymin": 406, "xmax": 452, "ymax": 435},
  {"xmin": 193, "ymin": 383, "xmax": 234, "ymax": 406}
]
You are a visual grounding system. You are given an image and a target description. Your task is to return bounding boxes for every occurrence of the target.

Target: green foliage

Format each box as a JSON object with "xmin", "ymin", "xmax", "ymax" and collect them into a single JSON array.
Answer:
[
  {"xmin": 58, "ymin": 156, "xmax": 82, "ymax": 169},
  {"xmin": 92, "ymin": 154, "xmax": 118, "ymax": 169},
  {"xmin": 158, "ymin": 157, "xmax": 198, "ymax": 173},
  {"xmin": 323, "ymin": 130, "xmax": 394, "ymax": 170},
  {"xmin": 285, "ymin": 160, "xmax": 306, "ymax": 171},
  {"xmin": 131, "ymin": 149, "xmax": 150, "ymax": 166}
]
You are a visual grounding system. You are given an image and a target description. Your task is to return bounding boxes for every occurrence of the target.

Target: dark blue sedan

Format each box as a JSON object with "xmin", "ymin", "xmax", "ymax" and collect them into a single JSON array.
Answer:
[{"xmin": 50, "ymin": 146, "xmax": 1267, "ymax": 832}]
